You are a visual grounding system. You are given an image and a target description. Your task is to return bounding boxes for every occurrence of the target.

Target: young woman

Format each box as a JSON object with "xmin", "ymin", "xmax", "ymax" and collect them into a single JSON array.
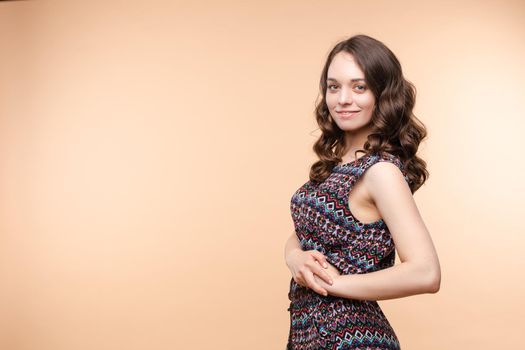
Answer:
[{"xmin": 284, "ymin": 34, "xmax": 441, "ymax": 349}]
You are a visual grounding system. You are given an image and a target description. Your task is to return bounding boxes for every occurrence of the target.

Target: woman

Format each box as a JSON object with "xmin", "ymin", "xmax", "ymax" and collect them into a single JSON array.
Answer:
[{"xmin": 284, "ymin": 34, "xmax": 441, "ymax": 349}]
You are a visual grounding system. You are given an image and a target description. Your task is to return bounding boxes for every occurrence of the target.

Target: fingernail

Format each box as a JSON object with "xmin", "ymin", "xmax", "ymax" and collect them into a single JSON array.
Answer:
[{"xmin": 323, "ymin": 263, "xmax": 327, "ymax": 268}]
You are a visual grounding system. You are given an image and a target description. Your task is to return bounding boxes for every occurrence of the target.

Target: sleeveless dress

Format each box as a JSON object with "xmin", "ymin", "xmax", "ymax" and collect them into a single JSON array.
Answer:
[{"xmin": 286, "ymin": 151, "xmax": 411, "ymax": 350}]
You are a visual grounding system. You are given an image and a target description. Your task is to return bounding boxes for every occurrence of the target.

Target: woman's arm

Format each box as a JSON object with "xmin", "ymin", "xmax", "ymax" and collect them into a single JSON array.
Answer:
[
  {"xmin": 314, "ymin": 259, "xmax": 438, "ymax": 300},
  {"xmin": 284, "ymin": 232, "xmax": 303, "ymax": 265},
  {"xmin": 314, "ymin": 161, "xmax": 441, "ymax": 301},
  {"xmin": 284, "ymin": 232, "xmax": 334, "ymax": 296}
]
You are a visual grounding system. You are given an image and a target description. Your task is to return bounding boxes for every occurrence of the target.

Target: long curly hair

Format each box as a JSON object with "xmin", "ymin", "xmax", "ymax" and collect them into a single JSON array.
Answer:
[{"xmin": 310, "ymin": 34, "xmax": 429, "ymax": 194}]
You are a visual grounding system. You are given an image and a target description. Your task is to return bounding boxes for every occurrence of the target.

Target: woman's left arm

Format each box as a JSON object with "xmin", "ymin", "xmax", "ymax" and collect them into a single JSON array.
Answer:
[{"xmin": 314, "ymin": 161, "xmax": 441, "ymax": 301}]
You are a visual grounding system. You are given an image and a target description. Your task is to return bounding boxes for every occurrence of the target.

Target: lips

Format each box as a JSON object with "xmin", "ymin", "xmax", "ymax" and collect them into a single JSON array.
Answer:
[
  {"xmin": 337, "ymin": 110, "xmax": 360, "ymax": 117},
  {"xmin": 336, "ymin": 110, "xmax": 360, "ymax": 121}
]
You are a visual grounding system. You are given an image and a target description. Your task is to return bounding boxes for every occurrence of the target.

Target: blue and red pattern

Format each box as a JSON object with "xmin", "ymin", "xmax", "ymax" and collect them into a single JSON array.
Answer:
[{"xmin": 286, "ymin": 151, "xmax": 411, "ymax": 350}]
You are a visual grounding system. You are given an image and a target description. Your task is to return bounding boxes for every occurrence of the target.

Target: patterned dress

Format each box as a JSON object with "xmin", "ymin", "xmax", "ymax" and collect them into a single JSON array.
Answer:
[{"xmin": 286, "ymin": 151, "xmax": 411, "ymax": 350}]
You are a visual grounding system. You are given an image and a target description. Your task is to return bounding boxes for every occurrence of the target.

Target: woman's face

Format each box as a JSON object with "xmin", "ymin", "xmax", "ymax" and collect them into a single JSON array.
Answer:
[{"xmin": 325, "ymin": 51, "xmax": 375, "ymax": 132}]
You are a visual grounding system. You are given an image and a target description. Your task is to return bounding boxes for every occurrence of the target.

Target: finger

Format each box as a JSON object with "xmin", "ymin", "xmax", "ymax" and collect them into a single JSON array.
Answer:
[
  {"xmin": 293, "ymin": 275, "xmax": 304, "ymax": 286},
  {"xmin": 310, "ymin": 250, "xmax": 328, "ymax": 268},
  {"xmin": 294, "ymin": 274, "xmax": 307, "ymax": 287},
  {"xmin": 304, "ymin": 272, "xmax": 328, "ymax": 296},
  {"xmin": 313, "ymin": 261, "xmax": 334, "ymax": 285}
]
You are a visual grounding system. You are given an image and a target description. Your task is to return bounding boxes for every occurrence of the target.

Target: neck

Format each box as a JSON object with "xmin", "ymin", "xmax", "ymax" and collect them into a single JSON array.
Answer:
[{"xmin": 342, "ymin": 126, "xmax": 373, "ymax": 160}]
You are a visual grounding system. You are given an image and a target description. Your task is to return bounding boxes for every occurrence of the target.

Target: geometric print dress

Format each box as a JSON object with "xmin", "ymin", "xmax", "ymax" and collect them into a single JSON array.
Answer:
[{"xmin": 286, "ymin": 151, "xmax": 411, "ymax": 350}]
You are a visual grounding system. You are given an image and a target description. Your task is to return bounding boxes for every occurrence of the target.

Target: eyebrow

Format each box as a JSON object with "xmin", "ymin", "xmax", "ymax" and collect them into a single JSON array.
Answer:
[{"xmin": 327, "ymin": 77, "xmax": 365, "ymax": 82}]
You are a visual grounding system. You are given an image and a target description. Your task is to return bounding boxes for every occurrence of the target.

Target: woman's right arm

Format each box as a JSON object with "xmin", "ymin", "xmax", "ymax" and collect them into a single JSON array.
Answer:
[{"xmin": 284, "ymin": 232, "xmax": 335, "ymax": 296}]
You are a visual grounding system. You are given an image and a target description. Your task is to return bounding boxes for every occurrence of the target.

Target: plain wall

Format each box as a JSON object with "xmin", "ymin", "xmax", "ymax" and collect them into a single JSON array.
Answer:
[{"xmin": 1, "ymin": 0, "xmax": 524, "ymax": 349}]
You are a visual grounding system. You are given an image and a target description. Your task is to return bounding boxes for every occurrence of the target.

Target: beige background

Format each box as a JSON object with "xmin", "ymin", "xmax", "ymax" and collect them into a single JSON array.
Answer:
[{"xmin": 1, "ymin": 0, "xmax": 524, "ymax": 349}]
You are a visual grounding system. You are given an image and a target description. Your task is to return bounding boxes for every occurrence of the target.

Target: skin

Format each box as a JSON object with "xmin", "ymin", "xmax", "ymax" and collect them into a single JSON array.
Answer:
[
  {"xmin": 326, "ymin": 51, "xmax": 376, "ymax": 159},
  {"xmin": 284, "ymin": 239, "xmax": 339, "ymax": 296},
  {"xmin": 285, "ymin": 51, "xmax": 441, "ymax": 300}
]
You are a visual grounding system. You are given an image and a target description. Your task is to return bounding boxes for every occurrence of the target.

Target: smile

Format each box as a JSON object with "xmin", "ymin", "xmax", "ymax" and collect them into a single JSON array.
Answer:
[{"xmin": 337, "ymin": 111, "xmax": 360, "ymax": 118}]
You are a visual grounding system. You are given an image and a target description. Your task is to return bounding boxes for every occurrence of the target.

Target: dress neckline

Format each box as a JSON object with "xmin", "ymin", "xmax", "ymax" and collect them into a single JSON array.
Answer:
[{"xmin": 334, "ymin": 154, "xmax": 368, "ymax": 168}]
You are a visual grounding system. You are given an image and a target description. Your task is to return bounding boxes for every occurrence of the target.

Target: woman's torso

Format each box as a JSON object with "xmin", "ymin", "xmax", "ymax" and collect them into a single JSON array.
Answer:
[{"xmin": 286, "ymin": 151, "xmax": 410, "ymax": 349}]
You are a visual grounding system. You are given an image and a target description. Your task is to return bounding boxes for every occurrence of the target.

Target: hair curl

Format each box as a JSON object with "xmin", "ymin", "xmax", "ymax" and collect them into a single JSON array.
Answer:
[{"xmin": 310, "ymin": 34, "xmax": 429, "ymax": 194}]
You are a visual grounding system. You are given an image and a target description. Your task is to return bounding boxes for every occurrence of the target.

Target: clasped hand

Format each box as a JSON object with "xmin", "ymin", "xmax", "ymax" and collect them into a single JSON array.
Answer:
[{"xmin": 286, "ymin": 249, "xmax": 342, "ymax": 296}]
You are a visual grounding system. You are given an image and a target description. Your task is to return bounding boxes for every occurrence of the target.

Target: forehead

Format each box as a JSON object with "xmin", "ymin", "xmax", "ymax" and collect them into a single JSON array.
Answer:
[{"xmin": 327, "ymin": 51, "xmax": 365, "ymax": 81}]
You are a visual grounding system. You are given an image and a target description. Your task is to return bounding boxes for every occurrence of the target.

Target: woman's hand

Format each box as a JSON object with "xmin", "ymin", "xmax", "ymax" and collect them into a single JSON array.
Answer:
[
  {"xmin": 313, "ymin": 262, "xmax": 342, "ymax": 294},
  {"xmin": 285, "ymin": 249, "xmax": 336, "ymax": 296}
]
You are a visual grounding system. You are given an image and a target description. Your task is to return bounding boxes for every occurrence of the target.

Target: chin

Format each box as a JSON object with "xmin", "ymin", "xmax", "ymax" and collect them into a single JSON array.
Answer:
[{"xmin": 337, "ymin": 121, "xmax": 367, "ymax": 129}]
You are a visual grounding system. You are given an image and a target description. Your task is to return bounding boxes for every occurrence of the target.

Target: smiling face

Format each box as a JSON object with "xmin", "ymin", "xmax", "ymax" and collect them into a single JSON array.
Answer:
[{"xmin": 325, "ymin": 51, "xmax": 376, "ymax": 133}]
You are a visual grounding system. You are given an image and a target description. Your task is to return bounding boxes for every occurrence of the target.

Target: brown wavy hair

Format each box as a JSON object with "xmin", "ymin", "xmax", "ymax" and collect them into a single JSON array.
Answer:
[{"xmin": 310, "ymin": 34, "xmax": 429, "ymax": 194}]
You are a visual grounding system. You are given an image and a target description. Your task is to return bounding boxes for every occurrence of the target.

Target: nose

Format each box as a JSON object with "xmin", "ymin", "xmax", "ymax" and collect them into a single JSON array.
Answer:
[{"xmin": 337, "ymin": 87, "xmax": 353, "ymax": 105}]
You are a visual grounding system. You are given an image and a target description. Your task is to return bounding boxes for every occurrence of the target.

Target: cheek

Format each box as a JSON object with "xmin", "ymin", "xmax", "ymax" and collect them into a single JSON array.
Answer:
[
  {"xmin": 364, "ymin": 95, "xmax": 376, "ymax": 109},
  {"xmin": 355, "ymin": 95, "xmax": 374, "ymax": 110},
  {"xmin": 355, "ymin": 94, "xmax": 374, "ymax": 108},
  {"xmin": 325, "ymin": 94, "xmax": 336, "ymax": 108}
]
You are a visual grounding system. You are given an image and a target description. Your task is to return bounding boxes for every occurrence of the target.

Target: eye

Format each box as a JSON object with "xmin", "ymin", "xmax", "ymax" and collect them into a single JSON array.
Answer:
[
  {"xmin": 327, "ymin": 84, "xmax": 338, "ymax": 91},
  {"xmin": 355, "ymin": 85, "xmax": 366, "ymax": 91}
]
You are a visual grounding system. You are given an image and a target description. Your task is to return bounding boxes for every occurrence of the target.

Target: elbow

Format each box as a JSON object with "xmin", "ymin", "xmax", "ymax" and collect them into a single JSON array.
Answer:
[
  {"xmin": 413, "ymin": 261, "xmax": 440, "ymax": 294},
  {"xmin": 426, "ymin": 267, "xmax": 441, "ymax": 293}
]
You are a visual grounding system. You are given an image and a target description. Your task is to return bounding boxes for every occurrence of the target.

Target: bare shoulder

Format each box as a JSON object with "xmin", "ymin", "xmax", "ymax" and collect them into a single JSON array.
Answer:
[
  {"xmin": 361, "ymin": 160, "xmax": 415, "ymax": 225},
  {"xmin": 362, "ymin": 160, "xmax": 410, "ymax": 194}
]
